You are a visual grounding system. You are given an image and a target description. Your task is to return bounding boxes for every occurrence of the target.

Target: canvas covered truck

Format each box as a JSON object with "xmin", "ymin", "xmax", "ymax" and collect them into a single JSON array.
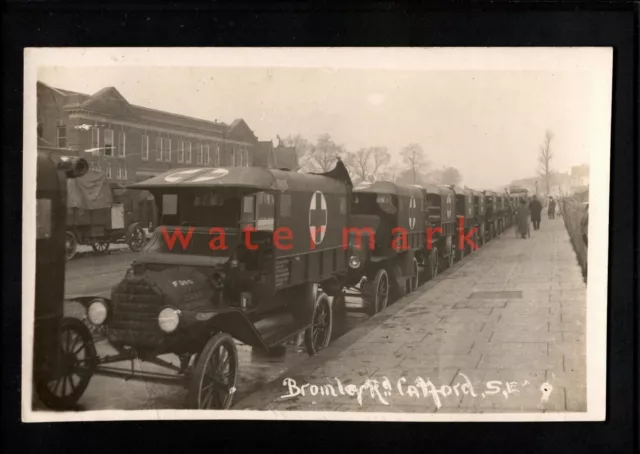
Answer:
[{"xmin": 65, "ymin": 169, "xmax": 147, "ymax": 259}]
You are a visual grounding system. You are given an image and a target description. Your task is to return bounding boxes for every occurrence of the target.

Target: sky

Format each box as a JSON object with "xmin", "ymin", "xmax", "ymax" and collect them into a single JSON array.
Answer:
[{"xmin": 37, "ymin": 52, "xmax": 611, "ymax": 189}]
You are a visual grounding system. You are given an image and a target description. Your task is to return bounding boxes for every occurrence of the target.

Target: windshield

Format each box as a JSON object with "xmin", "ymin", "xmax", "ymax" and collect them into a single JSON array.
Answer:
[{"xmin": 159, "ymin": 188, "xmax": 274, "ymax": 229}]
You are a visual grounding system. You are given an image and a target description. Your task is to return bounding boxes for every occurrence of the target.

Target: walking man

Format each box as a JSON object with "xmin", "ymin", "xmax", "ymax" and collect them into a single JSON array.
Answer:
[
  {"xmin": 529, "ymin": 195, "xmax": 543, "ymax": 230},
  {"xmin": 548, "ymin": 197, "xmax": 556, "ymax": 219},
  {"xmin": 516, "ymin": 198, "xmax": 530, "ymax": 239}
]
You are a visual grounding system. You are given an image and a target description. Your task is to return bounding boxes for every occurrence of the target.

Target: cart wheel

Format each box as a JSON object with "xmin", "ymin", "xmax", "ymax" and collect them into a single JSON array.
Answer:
[
  {"xmin": 408, "ymin": 257, "xmax": 420, "ymax": 291},
  {"xmin": 363, "ymin": 268, "xmax": 389, "ymax": 316},
  {"xmin": 34, "ymin": 317, "xmax": 96, "ymax": 410},
  {"xmin": 188, "ymin": 332, "xmax": 238, "ymax": 410},
  {"xmin": 425, "ymin": 246, "xmax": 439, "ymax": 280},
  {"xmin": 91, "ymin": 240, "xmax": 110, "ymax": 254},
  {"xmin": 65, "ymin": 231, "xmax": 77, "ymax": 261},
  {"xmin": 127, "ymin": 226, "xmax": 146, "ymax": 252},
  {"xmin": 305, "ymin": 292, "xmax": 333, "ymax": 356}
]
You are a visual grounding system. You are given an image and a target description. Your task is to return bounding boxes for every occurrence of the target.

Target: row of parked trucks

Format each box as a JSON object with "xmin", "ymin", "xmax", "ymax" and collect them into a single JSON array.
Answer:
[{"xmin": 33, "ymin": 151, "xmax": 530, "ymax": 411}]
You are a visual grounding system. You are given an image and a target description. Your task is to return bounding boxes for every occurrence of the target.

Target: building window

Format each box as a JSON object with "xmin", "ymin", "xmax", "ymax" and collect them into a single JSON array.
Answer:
[
  {"xmin": 197, "ymin": 143, "xmax": 203, "ymax": 164},
  {"xmin": 123, "ymin": 166, "xmax": 127, "ymax": 180},
  {"xmin": 205, "ymin": 144, "xmax": 211, "ymax": 165},
  {"xmin": 91, "ymin": 127, "xmax": 100, "ymax": 152},
  {"xmin": 106, "ymin": 164, "xmax": 112, "ymax": 179},
  {"xmin": 155, "ymin": 137, "xmax": 163, "ymax": 161},
  {"xmin": 241, "ymin": 146, "xmax": 249, "ymax": 167},
  {"xmin": 118, "ymin": 131, "xmax": 126, "ymax": 157},
  {"xmin": 186, "ymin": 142, "xmax": 192, "ymax": 164},
  {"xmin": 104, "ymin": 129, "xmax": 114, "ymax": 156},
  {"xmin": 178, "ymin": 141, "xmax": 184, "ymax": 163},
  {"xmin": 141, "ymin": 134, "xmax": 149, "ymax": 161},
  {"xmin": 57, "ymin": 124, "xmax": 67, "ymax": 148},
  {"xmin": 214, "ymin": 144, "xmax": 221, "ymax": 166},
  {"xmin": 116, "ymin": 167, "xmax": 122, "ymax": 180},
  {"xmin": 164, "ymin": 138, "xmax": 172, "ymax": 162}
]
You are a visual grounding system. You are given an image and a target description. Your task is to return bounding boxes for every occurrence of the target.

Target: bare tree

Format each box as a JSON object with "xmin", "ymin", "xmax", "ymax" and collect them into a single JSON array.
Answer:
[
  {"xmin": 345, "ymin": 146, "xmax": 390, "ymax": 183},
  {"xmin": 400, "ymin": 143, "xmax": 429, "ymax": 184},
  {"xmin": 282, "ymin": 134, "xmax": 313, "ymax": 172},
  {"xmin": 428, "ymin": 166, "xmax": 462, "ymax": 186},
  {"xmin": 538, "ymin": 130, "xmax": 554, "ymax": 195},
  {"xmin": 307, "ymin": 134, "xmax": 346, "ymax": 172}
]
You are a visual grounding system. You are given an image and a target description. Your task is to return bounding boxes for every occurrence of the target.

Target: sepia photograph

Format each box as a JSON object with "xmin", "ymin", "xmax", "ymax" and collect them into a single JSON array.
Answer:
[{"xmin": 22, "ymin": 47, "xmax": 611, "ymax": 422}]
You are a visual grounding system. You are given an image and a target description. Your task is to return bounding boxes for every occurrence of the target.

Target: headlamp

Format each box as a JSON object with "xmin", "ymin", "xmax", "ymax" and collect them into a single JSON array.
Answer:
[
  {"xmin": 158, "ymin": 307, "xmax": 181, "ymax": 333},
  {"xmin": 87, "ymin": 299, "xmax": 108, "ymax": 325}
]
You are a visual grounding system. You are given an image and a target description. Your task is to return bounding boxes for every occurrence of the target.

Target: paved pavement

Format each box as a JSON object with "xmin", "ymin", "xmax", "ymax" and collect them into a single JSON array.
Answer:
[{"xmin": 235, "ymin": 219, "xmax": 587, "ymax": 413}]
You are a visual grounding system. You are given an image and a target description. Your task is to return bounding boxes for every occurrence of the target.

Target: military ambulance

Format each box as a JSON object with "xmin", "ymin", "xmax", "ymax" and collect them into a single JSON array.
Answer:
[
  {"xmin": 414, "ymin": 184, "xmax": 457, "ymax": 279},
  {"xmin": 33, "ymin": 151, "xmax": 97, "ymax": 410},
  {"xmin": 483, "ymin": 190, "xmax": 499, "ymax": 241},
  {"xmin": 345, "ymin": 180, "xmax": 424, "ymax": 315},
  {"xmin": 451, "ymin": 186, "xmax": 479, "ymax": 260},
  {"xmin": 79, "ymin": 161, "xmax": 354, "ymax": 409}
]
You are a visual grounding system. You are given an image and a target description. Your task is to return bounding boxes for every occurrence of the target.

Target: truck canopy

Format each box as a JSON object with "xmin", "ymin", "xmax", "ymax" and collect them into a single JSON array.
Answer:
[{"xmin": 67, "ymin": 169, "xmax": 113, "ymax": 209}]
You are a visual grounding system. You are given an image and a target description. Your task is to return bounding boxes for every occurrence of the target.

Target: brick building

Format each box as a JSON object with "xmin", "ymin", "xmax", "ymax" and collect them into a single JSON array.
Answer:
[
  {"xmin": 37, "ymin": 81, "xmax": 259, "ymax": 186},
  {"xmin": 37, "ymin": 81, "xmax": 298, "ymax": 226}
]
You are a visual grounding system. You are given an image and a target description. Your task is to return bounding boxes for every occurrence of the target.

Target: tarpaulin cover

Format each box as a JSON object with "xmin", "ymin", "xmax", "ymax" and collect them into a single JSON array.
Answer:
[{"xmin": 67, "ymin": 170, "xmax": 113, "ymax": 209}]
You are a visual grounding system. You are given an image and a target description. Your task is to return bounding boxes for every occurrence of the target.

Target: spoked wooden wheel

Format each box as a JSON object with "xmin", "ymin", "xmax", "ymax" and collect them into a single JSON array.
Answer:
[
  {"xmin": 426, "ymin": 246, "xmax": 439, "ymax": 280},
  {"xmin": 305, "ymin": 292, "xmax": 333, "ymax": 356},
  {"xmin": 91, "ymin": 240, "xmax": 110, "ymax": 254},
  {"xmin": 364, "ymin": 268, "xmax": 389, "ymax": 316},
  {"xmin": 408, "ymin": 257, "xmax": 420, "ymax": 291},
  {"xmin": 35, "ymin": 318, "xmax": 96, "ymax": 410},
  {"xmin": 127, "ymin": 226, "xmax": 146, "ymax": 252},
  {"xmin": 65, "ymin": 231, "xmax": 77, "ymax": 261},
  {"xmin": 448, "ymin": 243, "xmax": 455, "ymax": 268},
  {"xmin": 188, "ymin": 332, "xmax": 238, "ymax": 409}
]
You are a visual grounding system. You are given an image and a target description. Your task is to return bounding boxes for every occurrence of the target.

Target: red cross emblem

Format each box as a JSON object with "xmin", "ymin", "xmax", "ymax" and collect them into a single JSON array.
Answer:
[
  {"xmin": 409, "ymin": 196, "xmax": 417, "ymax": 229},
  {"xmin": 309, "ymin": 191, "xmax": 328, "ymax": 246}
]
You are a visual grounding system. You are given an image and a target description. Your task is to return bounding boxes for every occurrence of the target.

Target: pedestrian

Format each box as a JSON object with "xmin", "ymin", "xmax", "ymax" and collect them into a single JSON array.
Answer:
[
  {"xmin": 548, "ymin": 197, "xmax": 556, "ymax": 219},
  {"xmin": 529, "ymin": 195, "xmax": 543, "ymax": 230},
  {"xmin": 516, "ymin": 198, "xmax": 530, "ymax": 239}
]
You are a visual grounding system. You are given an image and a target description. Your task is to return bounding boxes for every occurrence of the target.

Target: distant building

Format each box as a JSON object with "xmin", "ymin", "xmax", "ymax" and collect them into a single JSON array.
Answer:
[
  {"xmin": 37, "ymin": 81, "xmax": 259, "ymax": 187},
  {"xmin": 571, "ymin": 164, "xmax": 589, "ymax": 188}
]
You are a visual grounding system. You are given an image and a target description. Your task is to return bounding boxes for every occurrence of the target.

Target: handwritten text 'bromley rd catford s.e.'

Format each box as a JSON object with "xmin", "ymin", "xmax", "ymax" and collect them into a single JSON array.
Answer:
[{"xmin": 280, "ymin": 374, "xmax": 555, "ymax": 409}]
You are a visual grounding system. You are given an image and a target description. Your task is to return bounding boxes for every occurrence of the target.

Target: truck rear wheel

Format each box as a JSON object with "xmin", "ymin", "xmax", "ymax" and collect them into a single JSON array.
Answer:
[
  {"xmin": 425, "ymin": 247, "xmax": 439, "ymax": 280},
  {"xmin": 363, "ymin": 268, "xmax": 389, "ymax": 316},
  {"xmin": 305, "ymin": 292, "xmax": 333, "ymax": 356}
]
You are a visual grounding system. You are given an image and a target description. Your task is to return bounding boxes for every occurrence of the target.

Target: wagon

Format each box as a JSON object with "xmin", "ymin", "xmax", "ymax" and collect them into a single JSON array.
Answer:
[
  {"xmin": 75, "ymin": 161, "xmax": 354, "ymax": 409},
  {"xmin": 344, "ymin": 181, "xmax": 424, "ymax": 316},
  {"xmin": 33, "ymin": 151, "xmax": 97, "ymax": 410},
  {"xmin": 65, "ymin": 169, "xmax": 147, "ymax": 260}
]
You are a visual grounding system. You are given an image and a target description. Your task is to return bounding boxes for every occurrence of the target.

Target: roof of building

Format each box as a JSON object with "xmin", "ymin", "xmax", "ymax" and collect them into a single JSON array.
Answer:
[{"xmin": 38, "ymin": 81, "xmax": 254, "ymax": 140}]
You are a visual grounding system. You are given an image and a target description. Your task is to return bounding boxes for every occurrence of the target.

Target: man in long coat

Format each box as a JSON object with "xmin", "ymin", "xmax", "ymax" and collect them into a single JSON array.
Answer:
[
  {"xmin": 529, "ymin": 195, "xmax": 543, "ymax": 230},
  {"xmin": 515, "ymin": 198, "xmax": 530, "ymax": 238}
]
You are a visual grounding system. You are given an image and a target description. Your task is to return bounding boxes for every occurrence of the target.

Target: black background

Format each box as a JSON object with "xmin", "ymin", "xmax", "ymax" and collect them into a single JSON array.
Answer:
[{"xmin": 2, "ymin": 1, "xmax": 638, "ymax": 453}]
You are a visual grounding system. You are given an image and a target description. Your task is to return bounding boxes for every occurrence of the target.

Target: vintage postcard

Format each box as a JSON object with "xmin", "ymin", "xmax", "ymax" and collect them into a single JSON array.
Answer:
[{"xmin": 22, "ymin": 47, "xmax": 611, "ymax": 422}]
